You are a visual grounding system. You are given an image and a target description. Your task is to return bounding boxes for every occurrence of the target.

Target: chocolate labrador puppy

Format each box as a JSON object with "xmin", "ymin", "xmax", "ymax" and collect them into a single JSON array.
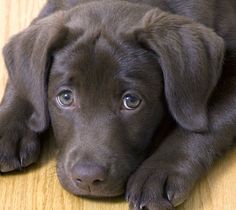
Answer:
[{"xmin": 1, "ymin": 0, "xmax": 236, "ymax": 209}]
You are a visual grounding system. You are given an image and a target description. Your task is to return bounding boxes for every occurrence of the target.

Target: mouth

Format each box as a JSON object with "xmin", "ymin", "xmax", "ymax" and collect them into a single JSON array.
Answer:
[
  {"xmin": 71, "ymin": 188, "xmax": 125, "ymax": 198},
  {"xmin": 56, "ymin": 162, "xmax": 126, "ymax": 198}
]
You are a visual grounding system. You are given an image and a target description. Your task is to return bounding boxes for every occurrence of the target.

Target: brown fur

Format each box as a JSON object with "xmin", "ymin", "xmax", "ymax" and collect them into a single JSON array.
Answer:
[{"xmin": 1, "ymin": 1, "xmax": 236, "ymax": 209}]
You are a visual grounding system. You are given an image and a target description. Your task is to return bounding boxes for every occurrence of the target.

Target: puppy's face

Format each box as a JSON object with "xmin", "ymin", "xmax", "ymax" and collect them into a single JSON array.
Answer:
[
  {"xmin": 3, "ymin": 0, "xmax": 224, "ymax": 199},
  {"xmin": 48, "ymin": 33, "xmax": 164, "ymax": 196}
]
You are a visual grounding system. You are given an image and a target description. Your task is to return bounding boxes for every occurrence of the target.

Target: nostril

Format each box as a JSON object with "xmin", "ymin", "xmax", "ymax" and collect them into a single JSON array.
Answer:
[
  {"xmin": 93, "ymin": 179, "xmax": 104, "ymax": 185},
  {"xmin": 76, "ymin": 178, "xmax": 82, "ymax": 183}
]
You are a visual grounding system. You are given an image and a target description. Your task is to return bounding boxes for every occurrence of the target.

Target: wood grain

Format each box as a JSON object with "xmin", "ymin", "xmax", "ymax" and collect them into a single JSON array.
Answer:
[{"xmin": 0, "ymin": 1, "xmax": 235, "ymax": 210}]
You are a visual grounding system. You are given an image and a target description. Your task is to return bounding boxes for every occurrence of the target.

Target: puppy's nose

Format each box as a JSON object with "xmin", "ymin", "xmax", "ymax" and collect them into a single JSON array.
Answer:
[{"xmin": 72, "ymin": 162, "xmax": 107, "ymax": 189}]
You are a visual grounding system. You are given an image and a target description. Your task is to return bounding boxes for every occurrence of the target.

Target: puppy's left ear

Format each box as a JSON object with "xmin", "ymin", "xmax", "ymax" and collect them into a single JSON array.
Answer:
[
  {"xmin": 128, "ymin": 8, "xmax": 225, "ymax": 132},
  {"xmin": 3, "ymin": 12, "xmax": 69, "ymax": 132}
]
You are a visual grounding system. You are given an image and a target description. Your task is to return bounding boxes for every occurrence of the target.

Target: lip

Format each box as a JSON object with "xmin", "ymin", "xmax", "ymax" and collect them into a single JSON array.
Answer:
[
  {"xmin": 69, "ymin": 177, "xmax": 125, "ymax": 197},
  {"xmin": 64, "ymin": 180, "xmax": 125, "ymax": 198},
  {"xmin": 56, "ymin": 164, "xmax": 125, "ymax": 198},
  {"xmin": 72, "ymin": 188, "xmax": 124, "ymax": 198}
]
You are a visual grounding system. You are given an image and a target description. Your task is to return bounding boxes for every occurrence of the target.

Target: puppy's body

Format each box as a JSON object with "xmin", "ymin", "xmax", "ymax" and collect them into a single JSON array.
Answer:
[
  {"xmin": 1, "ymin": 1, "xmax": 236, "ymax": 210},
  {"xmin": 40, "ymin": 0, "xmax": 236, "ymax": 41}
]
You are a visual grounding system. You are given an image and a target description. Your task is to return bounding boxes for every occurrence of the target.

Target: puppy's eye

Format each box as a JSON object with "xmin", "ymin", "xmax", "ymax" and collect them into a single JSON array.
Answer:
[
  {"xmin": 122, "ymin": 93, "xmax": 142, "ymax": 110},
  {"xmin": 56, "ymin": 89, "xmax": 75, "ymax": 107}
]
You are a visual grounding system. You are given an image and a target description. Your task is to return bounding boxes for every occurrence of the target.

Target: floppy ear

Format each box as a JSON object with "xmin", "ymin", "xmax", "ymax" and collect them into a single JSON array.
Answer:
[
  {"xmin": 129, "ymin": 8, "xmax": 225, "ymax": 132},
  {"xmin": 3, "ymin": 12, "xmax": 68, "ymax": 132}
]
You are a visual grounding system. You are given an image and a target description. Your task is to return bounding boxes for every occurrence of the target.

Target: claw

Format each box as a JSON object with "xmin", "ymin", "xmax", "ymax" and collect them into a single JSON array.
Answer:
[
  {"xmin": 126, "ymin": 193, "xmax": 130, "ymax": 201},
  {"xmin": 166, "ymin": 191, "xmax": 174, "ymax": 203},
  {"xmin": 140, "ymin": 203, "xmax": 146, "ymax": 210}
]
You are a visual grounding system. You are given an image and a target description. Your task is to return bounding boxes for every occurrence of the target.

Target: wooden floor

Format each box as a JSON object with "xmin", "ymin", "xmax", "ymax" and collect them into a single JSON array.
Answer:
[{"xmin": 0, "ymin": 1, "xmax": 235, "ymax": 210}]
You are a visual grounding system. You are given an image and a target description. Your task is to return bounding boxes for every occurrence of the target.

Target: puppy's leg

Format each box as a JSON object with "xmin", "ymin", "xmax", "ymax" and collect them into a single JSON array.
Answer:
[
  {"xmin": 127, "ymin": 129, "xmax": 234, "ymax": 210},
  {"xmin": 126, "ymin": 78, "xmax": 236, "ymax": 210},
  {"xmin": 0, "ymin": 82, "xmax": 40, "ymax": 172}
]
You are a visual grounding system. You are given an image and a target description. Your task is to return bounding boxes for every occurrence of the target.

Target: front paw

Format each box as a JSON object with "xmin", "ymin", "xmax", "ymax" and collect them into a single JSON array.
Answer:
[
  {"xmin": 126, "ymin": 160, "xmax": 195, "ymax": 210},
  {"xmin": 0, "ymin": 119, "xmax": 40, "ymax": 172}
]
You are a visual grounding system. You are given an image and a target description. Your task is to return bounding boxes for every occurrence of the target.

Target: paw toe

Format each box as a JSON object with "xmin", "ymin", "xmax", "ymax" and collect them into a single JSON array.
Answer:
[
  {"xmin": 165, "ymin": 175, "xmax": 191, "ymax": 207},
  {"xmin": 0, "ymin": 130, "xmax": 40, "ymax": 172},
  {"xmin": 0, "ymin": 154, "xmax": 21, "ymax": 172},
  {"xmin": 19, "ymin": 132, "xmax": 40, "ymax": 167}
]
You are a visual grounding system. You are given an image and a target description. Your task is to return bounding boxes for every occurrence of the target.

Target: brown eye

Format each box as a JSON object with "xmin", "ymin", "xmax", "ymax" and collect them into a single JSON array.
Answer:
[
  {"xmin": 122, "ymin": 93, "xmax": 142, "ymax": 110},
  {"xmin": 57, "ymin": 89, "xmax": 74, "ymax": 107}
]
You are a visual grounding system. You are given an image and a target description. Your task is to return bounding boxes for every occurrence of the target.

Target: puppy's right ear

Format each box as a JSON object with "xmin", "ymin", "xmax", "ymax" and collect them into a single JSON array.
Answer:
[
  {"xmin": 126, "ymin": 8, "xmax": 224, "ymax": 132},
  {"xmin": 3, "ymin": 12, "xmax": 69, "ymax": 132}
]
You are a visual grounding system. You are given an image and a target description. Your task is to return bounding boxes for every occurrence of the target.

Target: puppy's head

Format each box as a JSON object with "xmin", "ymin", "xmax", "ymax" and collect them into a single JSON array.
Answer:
[{"xmin": 3, "ymin": 2, "xmax": 224, "ymax": 197}]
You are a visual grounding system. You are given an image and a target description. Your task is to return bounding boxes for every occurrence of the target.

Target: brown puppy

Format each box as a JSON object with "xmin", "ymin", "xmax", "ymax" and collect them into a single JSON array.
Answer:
[{"xmin": 1, "ymin": 0, "xmax": 236, "ymax": 209}]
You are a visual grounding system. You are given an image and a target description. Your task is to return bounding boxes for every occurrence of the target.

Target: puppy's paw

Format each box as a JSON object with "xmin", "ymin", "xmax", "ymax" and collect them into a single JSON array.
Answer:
[
  {"xmin": 0, "ymin": 119, "xmax": 40, "ymax": 172},
  {"xmin": 126, "ymin": 161, "xmax": 194, "ymax": 210}
]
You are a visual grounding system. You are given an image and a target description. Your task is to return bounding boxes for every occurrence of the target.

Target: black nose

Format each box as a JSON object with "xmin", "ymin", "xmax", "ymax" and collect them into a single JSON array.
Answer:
[{"xmin": 72, "ymin": 162, "xmax": 108, "ymax": 189}]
